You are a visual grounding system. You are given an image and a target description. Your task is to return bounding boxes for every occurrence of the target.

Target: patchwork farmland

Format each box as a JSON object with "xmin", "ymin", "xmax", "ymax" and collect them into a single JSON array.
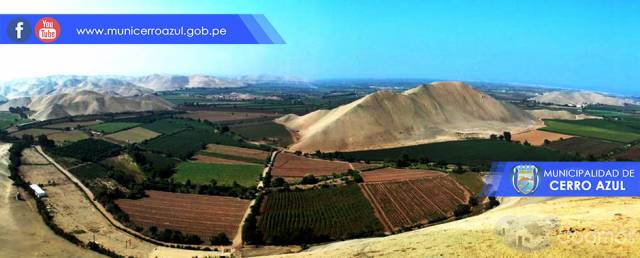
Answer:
[
  {"xmin": 360, "ymin": 175, "xmax": 471, "ymax": 232},
  {"xmin": 271, "ymin": 152, "xmax": 353, "ymax": 178},
  {"xmin": 115, "ymin": 190, "xmax": 250, "ymax": 241},
  {"xmin": 177, "ymin": 110, "xmax": 279, "ymax": 122}
]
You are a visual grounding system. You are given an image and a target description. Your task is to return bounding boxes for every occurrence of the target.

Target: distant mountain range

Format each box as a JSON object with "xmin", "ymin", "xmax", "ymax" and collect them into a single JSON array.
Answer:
[
  {"xmin": 530, "ymin": 91, "xmax": 637, "ymax": 107},
  {"xmin": 0, "ymin": 74, "xmax": 310, "ymax": 120},
  {"xmin": 0, "ymin": 74, "xmax": 311, "ymax": 99}
]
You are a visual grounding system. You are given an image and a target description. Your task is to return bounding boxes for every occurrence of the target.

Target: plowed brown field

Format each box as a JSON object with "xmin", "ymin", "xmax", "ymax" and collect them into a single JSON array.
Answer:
[
  {"xmin": 205, "ymin": 144, "xmax": 270, "ymax": 160},
  {"xmin": 115, "ymin": 190, "xmax": 250, "ymax": 241},
  {"xmin": 360, "ymin": 167, "xmax": 445, "ymax": 182},
  {"xmin": 271, "ymin": 152, "xmax": 352, "ymax": 178},
  {"xmin": 360, "ymin": 176, "xmax": 470, "ymax": 232}
]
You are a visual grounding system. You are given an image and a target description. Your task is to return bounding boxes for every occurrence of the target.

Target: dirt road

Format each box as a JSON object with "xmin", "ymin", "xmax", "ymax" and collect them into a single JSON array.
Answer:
[{"xmin": 0, "ymin": 143, "xmax": 105, "ymax": 258}]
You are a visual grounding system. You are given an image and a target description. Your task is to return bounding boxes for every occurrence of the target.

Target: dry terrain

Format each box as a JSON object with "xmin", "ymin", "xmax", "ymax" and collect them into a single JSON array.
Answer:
[
  {"xmin": 276, "ymin": 82, "xmax": 538, "ymax": 152},
  {"xmin": 0, "ymin": 143, "xmax": 105, "ymax": 258},
  {"xmin": 178, "ymin": 110, "xmax": 278, "ymax": 122},
  {"xmin": 19, "ymin": 155, "xmax": 156, "ymax": 257},
  {"xmin": 273, "ymin": 197, "xmax": 640, "ymax": 257},
  {"xmin": 531, "ymin": 91, "xmax": 635, "ymax": 106},
  {"xmin": 271, "ymin": 152, "xmax": 352, "ymax": 178},
  {"xmin": 511, "ymin": 129, "xmax": 573, "ymax": 146},
  {"xmin": 115, "ymin": 190, "xmax": 251, "ymax": 241},
  {"xmin": 360, "ymin": 167, "xmax": 445, "ymax": 183},
  {"xmin": 18, "ymin": 147, "xmax": 232, "ymax": 257},
  {"xmin": 527, "ymin": 109, "xmax": 598, "ymax": 120}
]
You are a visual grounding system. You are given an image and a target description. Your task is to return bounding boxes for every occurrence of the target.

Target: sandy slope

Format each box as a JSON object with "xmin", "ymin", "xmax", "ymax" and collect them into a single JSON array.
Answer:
[
  {"xmin": 0, "ymin": 143, "xmax": 105, "ymax": 258},
  {"xmin": 27, "ymin": 91, "xmax": 174, "ymax": 120},
  {"xmin": 527, "ymin": 109, "xmax": 599, "ymax": 120},
  {"xmin": 531, "ymin": 91, "xmax": 635, "ymax": 106},
  {"xmin": 276, "ymin": 82, "xmax": 538, "ymax": 152},
  {"xmin": 270, "ymin": 197, "xmax": 640, "ymax": 257}
]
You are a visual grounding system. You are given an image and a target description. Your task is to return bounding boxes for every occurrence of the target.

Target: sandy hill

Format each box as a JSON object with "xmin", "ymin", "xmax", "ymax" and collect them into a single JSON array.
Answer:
[
  {"xmin": 276, "ymin": 82, "xmax": 538, "ymax": 152},
  {"xmin": 0, "ymin": 76, "xmax": 152, "ymax": 99},
  {"xmin": 24, "ymin": 91, "xmax": 174, "ymax": 120},
  {"xmin": 134, "ymin": 74, "xmax": 246, "ymax": 91},
  {"xmin": 531, "ymin": 91, "xmax": 635, "ymax": 106}
]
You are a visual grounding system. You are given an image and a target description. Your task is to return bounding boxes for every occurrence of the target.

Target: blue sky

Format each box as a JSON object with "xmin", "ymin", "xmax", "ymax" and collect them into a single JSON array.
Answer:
[{"xmin": 1, "ymin": 0, "xmax": 639, "ymax": 94}]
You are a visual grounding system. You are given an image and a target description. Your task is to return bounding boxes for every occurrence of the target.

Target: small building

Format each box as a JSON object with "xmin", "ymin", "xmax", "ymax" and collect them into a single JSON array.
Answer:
[{"xmin": 29, "ymin": 184, "xmax": 47, "ymax": 198}]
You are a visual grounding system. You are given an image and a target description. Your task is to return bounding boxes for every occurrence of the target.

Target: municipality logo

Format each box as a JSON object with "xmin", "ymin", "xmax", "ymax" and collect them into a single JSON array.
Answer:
[{"xmin": 512, "ymin": 165, "xmax": 540, "ymax": 195}]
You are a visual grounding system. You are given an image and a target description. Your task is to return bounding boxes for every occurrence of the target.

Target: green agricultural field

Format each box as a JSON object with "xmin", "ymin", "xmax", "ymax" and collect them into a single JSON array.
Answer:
[
  {"xmin": 138, "ymin": 152, "xmax": 180, "ymax": 178},
  {"xmin": 139, "ymin": 118, "xmax": 201, "ymax": 134},
  {"xmin": 341, "ymin": 139, "xmax": 572, "ymax": 167},
  {"xmin": 0, "ymin": 112, "xmax": 28, "ymax": 129},
  {"xmin": 87, "ymin": 122, "xmax": 141, "ymax": 133},
  {"xmin": 452, "ymin": 172, "xmax": 485, "ymax": 194},
  {"xmin": 540, "ymin": 119, "xmax": 640, "ymax": 143},
  {"xmin": 230, "ymin": 121, "xmax": 293, "ymax": 147},
  {"xmin": 172, "ymin": 162, "xmax": 263, "ymax": 187},
  {"xmin": 142, "ymin": 126, "xmax": 255, "ymax": 160},
  {"xmin": 51, "ymin": 139, "xmax": 122, "ymax": 162},
  {"xmin": 70, "ymin": 163, "xmax": 109, "ymax": 181},
  {"xmin": 104, "ymin": 127, "xmax": 161, "ymax": 144},
  {"xmin": 259, "ymin": 185, "xmax": 383, "ymax": 245},
  {"xmin": 584, "ymin": 109, "xmax": 633, "ymax": 118}
]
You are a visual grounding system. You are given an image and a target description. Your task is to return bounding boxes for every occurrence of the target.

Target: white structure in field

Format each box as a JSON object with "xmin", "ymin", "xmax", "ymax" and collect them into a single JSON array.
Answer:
[{"xmin": 29, "ymin": 184, "xmax": 47, "ymax": 198}]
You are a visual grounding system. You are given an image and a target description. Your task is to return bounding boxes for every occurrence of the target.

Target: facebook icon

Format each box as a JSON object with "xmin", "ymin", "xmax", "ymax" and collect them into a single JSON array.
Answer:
[{"xmin": 7, "ymin": 18, "xmax": 31, "ymax": 42}]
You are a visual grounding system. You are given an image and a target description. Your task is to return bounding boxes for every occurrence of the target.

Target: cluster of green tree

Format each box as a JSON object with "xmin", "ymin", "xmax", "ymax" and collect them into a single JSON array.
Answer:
[
  {"xmin": 146, "ymin": 226, "xmax": 203, "ymax": 245},
  {"xmin": 489, "ymin": 131, "xmax": 512, "ymax": 141},
  {"xmin": 144, "ymin": 178, "xmax": 256, "ymax": 200},
  {"xmin": 49, "ymin": 138, "xmax": 122, "ymax": 162},
  {"xmin": 128, "ymin": 147, "xmax": 178, "ymax": 178},
  {"xmin": 8, "ymin": 106, "xmax": 29, "ymax": 119},
  {"xmin": 242, "ymin": 194, "xmax": 264, "ymax": 245},
  {"xmin": 209, "ymin": 232, "xmax": 231, "ymax": 245},
  {"xmin": 312, "ymin": 150, "xmax": 356, "ymax": 162}
]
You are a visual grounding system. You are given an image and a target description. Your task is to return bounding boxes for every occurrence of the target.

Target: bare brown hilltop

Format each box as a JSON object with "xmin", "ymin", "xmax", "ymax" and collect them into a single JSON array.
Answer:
[{"xmin": 276, "ymin": 81, "xmax": 538, "ymax": 152}]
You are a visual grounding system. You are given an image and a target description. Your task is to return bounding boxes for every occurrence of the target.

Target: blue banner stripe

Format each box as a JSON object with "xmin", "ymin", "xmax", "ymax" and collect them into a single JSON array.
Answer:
[{"xmin": 0, "ymin": 14, "xmax": 284, "ymax": 44}]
